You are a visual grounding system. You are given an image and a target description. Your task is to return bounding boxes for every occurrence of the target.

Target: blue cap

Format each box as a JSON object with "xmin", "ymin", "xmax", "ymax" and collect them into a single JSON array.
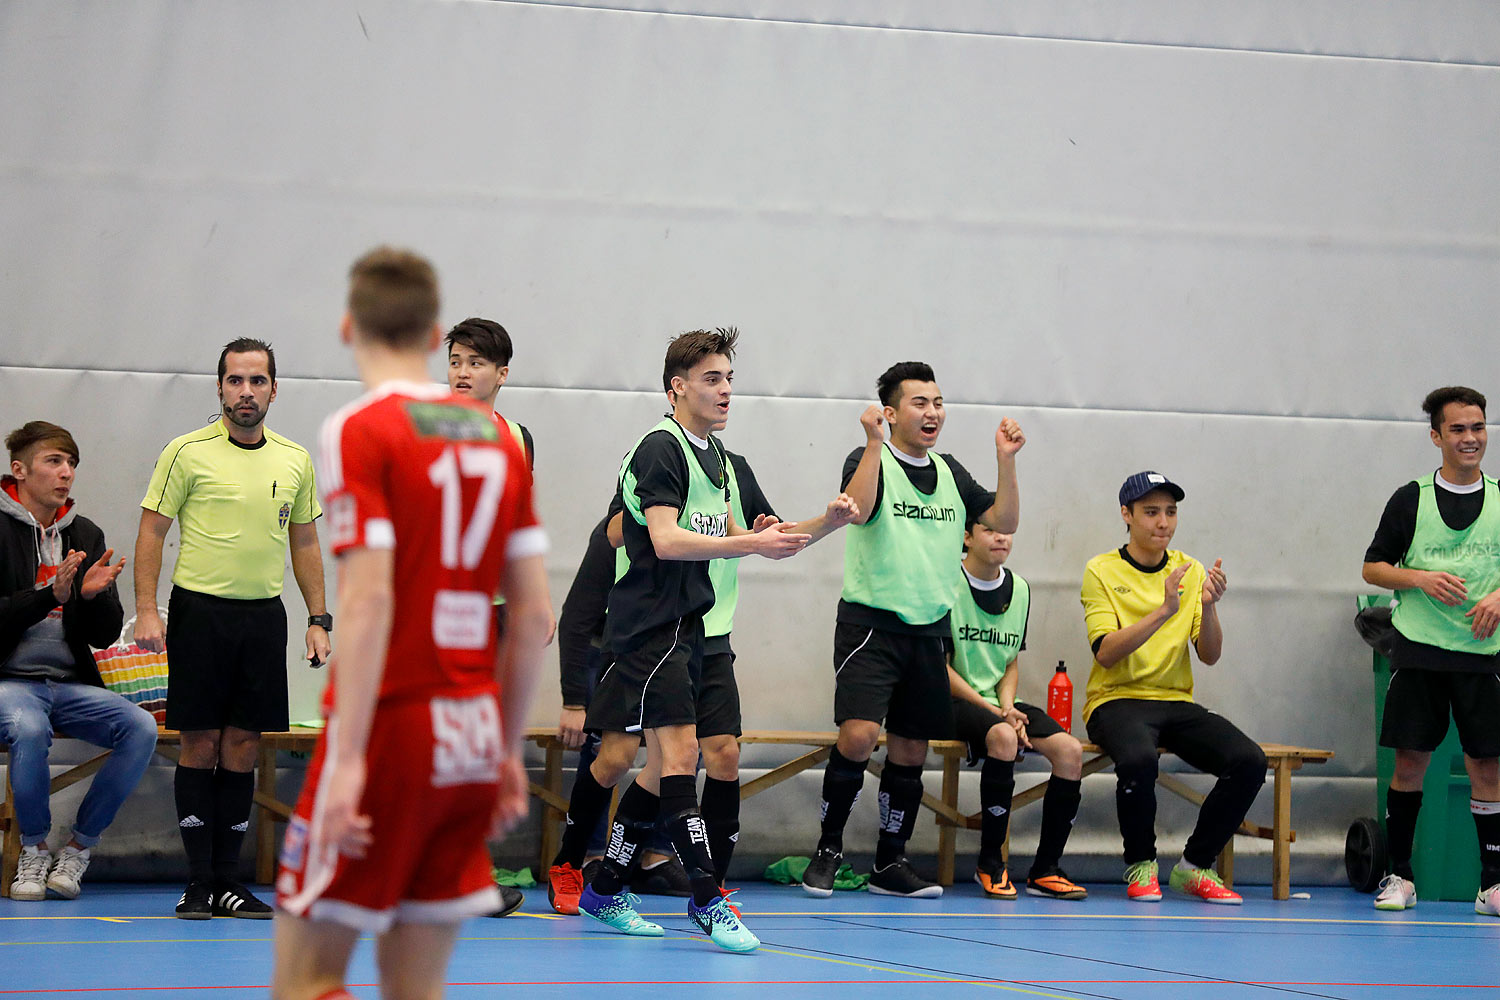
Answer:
[{"xmin": 1119, "ymin": 471, "xmax": 1185, "ymax": 506}]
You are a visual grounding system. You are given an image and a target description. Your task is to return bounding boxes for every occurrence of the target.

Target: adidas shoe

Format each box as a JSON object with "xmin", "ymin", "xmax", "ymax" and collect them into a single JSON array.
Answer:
[
  {"xmin": 868, "ymin": 856, "xmax": 943, "ymax": 898},
  {"xmin": 213, "ymin": 880, "xmax": 274, "ymax": 919},
  {"xmin": 548, "ymin": 862, "xmax": 584, "ymax": 915},
  {"xmin": 1026, "ymin": 866, "xmax": 1088, "ymax": 900},
  {"xmin": 45, "ymin": 846, "xmax": 91, "ymax": 900},
  {"xmin": 974, "ymin": 859, "xmax": 1017, "ymax": 899},
  {"xmin": 578, "ymin": 886, "xmax": 663, "ymax": 936},
  {"xmin": 1124, "ymin": 859, "xmax": 1162, "ymax": 901},
  {"xmin": 689, "ymin": 894, "xmax": 759, "ymax": 952},
  {"xmin": 486, "ymin": 884, "xmax": 524, "ymax": 918},
  {"xmin": 10, "ymin": 846, "xmax": 51, "ymax": 902},
  {"xmin": 1374, "ymin": 873, "xmax": 1416, "ymax": 911},
  {"xmin": 175, "ymin": 879, "xmax": 214, "ymax": 920},
  {"xmin": 1168, "ymin": 863, "xmax": 1242, "ymax": 905},
  {"xmin": 801, "ymin": 846, "xmax": 841, "ymax": 898},
  {"xmin": 1475, "ymin": 883, "xmax": 1500, "ymax": 917}
]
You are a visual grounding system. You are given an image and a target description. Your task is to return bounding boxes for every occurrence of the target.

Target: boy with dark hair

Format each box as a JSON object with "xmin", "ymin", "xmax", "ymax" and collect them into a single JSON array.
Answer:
[
  {"xmin": 1362, "ymin": 386, "xmax": 1500, "ymax": 915},
  {"xmin": 548, "ymin": 328, "xmax": 855, "ymax": 952},
  {"xmin": 447, "ymin": 317, "xmax": 533, "ymax": 469},
  {"xmin": 805, "ymin": 361, "xmax": 1025, "ymax": 898},
  {"xmin": 2, "ymin": 422, "xmax": 151, "ymax": 902},
  {"xmin": 1081, "ymin": 472, "xmax": 1263, "ymax": 905},
  {"xmin": 947, "ymin": 519, "xmax": 1086, "ymax": 900},
  {"xmin": 271, "ymin": 246, "xmax": 551, "ymax": 1000}
]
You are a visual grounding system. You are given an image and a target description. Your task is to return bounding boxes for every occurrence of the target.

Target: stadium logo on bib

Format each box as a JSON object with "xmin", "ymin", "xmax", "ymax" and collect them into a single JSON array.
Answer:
[
  {"xmin": 689, "ymin": 510, "xmax": 729, "ymax": 537},
  {"xmin": 892, "ymin": 501, "xmax": 956, "ymax": 522}
]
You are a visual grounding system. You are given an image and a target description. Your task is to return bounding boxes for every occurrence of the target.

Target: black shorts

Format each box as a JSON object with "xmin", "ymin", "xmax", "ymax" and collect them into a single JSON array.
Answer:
[
  {"xmin": 1380, "ymin": 668, "xmax": 1500, "ymax": 758},
  {"xmin": 165, "ymin": 586, "xmax": 289, "ymax": 732},
  {"xmin": 696, "ymin": 650, "xmax": 741, "ymax": 739},
  {"xmin": 832, "ymin": 622, "xmax": 953, "ymax": 741},
  {"xmin": 952, "ymin": 699, "xmax": 1064, "ymax": 763},
  {"xmin": 586, "ymin": 617, "xmax": 704, "ymax": 734}
]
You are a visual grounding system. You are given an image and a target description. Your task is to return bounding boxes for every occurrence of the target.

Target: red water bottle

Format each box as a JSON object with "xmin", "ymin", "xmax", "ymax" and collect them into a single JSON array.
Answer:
[{"xmin": 1046, "ymin": 660, "xmax": 1073, "ymax": 734}]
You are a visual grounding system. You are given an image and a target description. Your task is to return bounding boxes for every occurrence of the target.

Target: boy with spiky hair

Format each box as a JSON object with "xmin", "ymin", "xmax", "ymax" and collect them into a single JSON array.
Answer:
[{"xmin": 446, "ymin": 316, "xmax": 533, "ymax": 469}]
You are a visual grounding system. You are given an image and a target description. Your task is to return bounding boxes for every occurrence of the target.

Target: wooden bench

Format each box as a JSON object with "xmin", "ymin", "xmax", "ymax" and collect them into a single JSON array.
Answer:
[{"xmin": 527, "ymin": 730, "xmax": 1331, "ymax": 901}]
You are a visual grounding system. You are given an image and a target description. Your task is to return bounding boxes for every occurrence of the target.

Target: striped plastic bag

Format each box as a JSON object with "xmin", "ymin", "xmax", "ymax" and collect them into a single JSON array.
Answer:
[{"xmin": 92, "ymin": 614, "xmax": 169, "ymax": 725}]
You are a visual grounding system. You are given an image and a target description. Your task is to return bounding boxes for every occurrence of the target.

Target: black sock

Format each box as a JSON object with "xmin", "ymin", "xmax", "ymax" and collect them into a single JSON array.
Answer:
[
  {"xmin": 174, "ymin": 765, "xmax": 216, "ymax": 882},
  {"xmin": 660, "ymin": 774, "xmax": 718, "ymax": 906},
  {"xmin": 1032, "ymin": 776, "xmax": 1082, "ymax": 877},
  {"xmin": 211, "ymin": 767, "xmax": 255, "ymax": 883},
  {"xmin": 874, "ymin": 761, "xmax": 923, "ymax": 870},
  {"xmin": 554, "ymin": 762, "xmax": 614, "ymax": 869},
  {"xmin": 818, "ymin": 747, "xmax": 868, "ymax": 853},
  {"xmin": 592, "ymin": 783, "xmax": 658, "ymax": 896},
  {"xmin": 978, "ymin": 757, "xmax": 1015, "ymax": 866},
  {"xmin": 1386, "ymin": 788, "xmax": 1422, "ymax": 880},
  {"xmin": 1473, "ymin": 799, "xmax": 1500, "ymax": 889},
  {"xmin": 701, "ymin": 777, "xmax": 740, "ymax": 884}
]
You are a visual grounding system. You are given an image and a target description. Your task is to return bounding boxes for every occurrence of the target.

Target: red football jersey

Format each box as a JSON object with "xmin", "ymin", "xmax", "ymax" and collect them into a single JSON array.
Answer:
[{"xmin": 317, "ymin": 381, "xmax": 546, "ymax": 704}]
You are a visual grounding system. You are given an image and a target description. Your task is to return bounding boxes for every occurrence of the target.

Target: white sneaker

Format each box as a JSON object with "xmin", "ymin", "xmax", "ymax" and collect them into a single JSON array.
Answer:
[
  {"xmin": 10, "ymin": 846, "xmax": 52, "ymax": 901},
  {"xmin": 1374, "ymin": 873, "xmax": 1416, "ymax": 911},
  {"xmin": 1476, "ymin": 884, "xmax": 1500, "ymax": 917},
  {"xmin": 45, "ymin": 846, "xmax": 91, "ymax": 900}
]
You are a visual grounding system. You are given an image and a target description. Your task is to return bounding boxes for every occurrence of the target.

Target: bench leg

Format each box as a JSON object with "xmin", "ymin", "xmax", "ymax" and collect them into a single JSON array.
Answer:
[
  {"xmin": 539, "ymin": 741, "xmax": 563, "ymax": 877},
  {"xmin": 256, "ymin": 743, "xmax": 278, "ymax": 886},
  {"xmin": 1272, "ymin": 757, "xmax": 1293, "ymax": 901},
  {"xmin": 938, "ymin": 753, "xmax": 958, "ymax": 887}
]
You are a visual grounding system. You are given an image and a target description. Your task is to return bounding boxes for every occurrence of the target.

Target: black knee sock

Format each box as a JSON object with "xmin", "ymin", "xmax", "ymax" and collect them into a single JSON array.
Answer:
[
  {"xmin": 701, "ymin": 777, "xmax": 740, "ymax": 884},
  {"xmin": 554, "ymin": 762, "xmax": 614, "ymax": 868},
  {"xmin": 978, "ymin": 757, "xmax": 1015, "ymax": 867},
  {"xmin": 660, "ymin": 774, "xmax": 718, "ymax": 906},
  {"xmin": 818, "ymin": 747, "xmax": 868, "ymax": 853},
  {"xmin": 592, "ymin": 783, "xmax": 658, "ymax": 896},
  {"xmin": 1386, "ymin": 788, "xmax": 1422, "ymax": 880},
  {"xmin": 1031, "ymin": 776, "xmax": 1082, "ymax": 877},
  {"xmin": 174, "ymin": 765, "xmax": 216, "ymax": 881},
  {"xmin": 1472, "ymin": 799, "xmax": 1500, "ymax": 889},
  {"xmin": 875, "ymin": 761, "xmax": 924, "ymax": 869},
  {"xmin": 211, "ymin": 767, "xmax": 255, "ymax": 882}
]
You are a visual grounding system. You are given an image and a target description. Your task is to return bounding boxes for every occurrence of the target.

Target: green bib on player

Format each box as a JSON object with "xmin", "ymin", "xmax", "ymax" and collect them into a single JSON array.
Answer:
[
  {"xmin": 495, "ymin": 413, "xmax": 527, "ymax": 455},
  {"xmin": 949, "ymin": 568, "xmax": 1030, "ymax": 708},
  {"xmin": 618, "ymin": 417, "xmax": 732, "ymax": 589},
  {"xmin": 1392, "ymin": 473, "xmax": 1500, "ymax": 655},
  {"xmin": 841, "ymin": 445, "xmax": 964, "ymax": 626},
  {"xmin": 703, "ymin": 457, "xmax": 744, "ymax": 639}
]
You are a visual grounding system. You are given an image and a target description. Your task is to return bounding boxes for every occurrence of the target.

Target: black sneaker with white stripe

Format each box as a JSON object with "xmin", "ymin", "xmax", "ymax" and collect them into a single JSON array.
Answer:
[
  {"xmin": 212, "ymin": 879, "xmax": 274, "ymax": 919},
  {"xmin": 175, "ymin": 879, "xmax": 214, "ymax": 920},
  {"xmin": 868, "ymin": 856, "xmax": 943, "ymax": 898}
]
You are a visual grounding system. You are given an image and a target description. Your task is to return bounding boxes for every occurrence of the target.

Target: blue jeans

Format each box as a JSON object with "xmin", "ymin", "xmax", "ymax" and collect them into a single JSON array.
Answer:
[{"xmin": 0, "ymin": 679, "xmax": 158, "ymax": 848}]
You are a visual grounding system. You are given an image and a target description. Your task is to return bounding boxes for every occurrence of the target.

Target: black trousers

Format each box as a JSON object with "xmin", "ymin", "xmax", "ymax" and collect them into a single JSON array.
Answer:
[{"xmin": 1086, "ymin": 699, "xmax": 1266, "ymax": 868}]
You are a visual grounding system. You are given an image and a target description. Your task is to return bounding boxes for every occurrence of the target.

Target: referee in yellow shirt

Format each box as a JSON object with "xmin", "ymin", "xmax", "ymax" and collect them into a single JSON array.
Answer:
[
  {"xmin": 133, "ymin": 339, "xmax": 330, "ymax": 920},
  {"xmin": 1080, "ymin": 471, "xmax": 1264, "ymax": 906}
]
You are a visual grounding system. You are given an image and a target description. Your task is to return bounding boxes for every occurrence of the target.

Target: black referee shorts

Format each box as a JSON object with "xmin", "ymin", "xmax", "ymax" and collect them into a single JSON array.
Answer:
[{"xmin": 165, "ymin": 586, "xmax": 289, "ymax": 733}]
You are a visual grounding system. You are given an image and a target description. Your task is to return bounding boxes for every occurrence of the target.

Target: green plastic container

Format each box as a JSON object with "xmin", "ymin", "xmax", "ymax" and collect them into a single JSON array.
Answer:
[{"xmin": 1360, "ymin": 594, "xmax": 1480, "ymax": 901}]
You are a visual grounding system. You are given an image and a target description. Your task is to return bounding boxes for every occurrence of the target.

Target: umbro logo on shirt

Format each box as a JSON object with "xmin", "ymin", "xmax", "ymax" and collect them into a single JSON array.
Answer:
[{"xmin": 1113, "ymin": 585, "xmax": 1131, "ymax": 594}]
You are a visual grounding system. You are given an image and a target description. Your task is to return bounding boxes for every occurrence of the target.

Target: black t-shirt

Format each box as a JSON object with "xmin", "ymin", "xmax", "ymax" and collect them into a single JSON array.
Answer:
[
  {"xmin": 557, "ymin": 513, "xmax": 614, "ymax": 705},
  {"xmin": 603, "ymin": 426, "xmax": 727, "ymax": 653},
  {"xmin": 837, "ymin": 445, "xmax": 996, "ymax": 636},
  {"xmin": 1365, "ymin": 474, "xmax": 1496, "ymax": 673}
]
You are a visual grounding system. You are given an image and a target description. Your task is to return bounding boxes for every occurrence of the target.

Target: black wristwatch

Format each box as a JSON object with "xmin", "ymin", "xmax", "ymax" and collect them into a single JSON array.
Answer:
[{"xmin": 308, "ymin": 613, "xmax": 333, "ymax": 633}]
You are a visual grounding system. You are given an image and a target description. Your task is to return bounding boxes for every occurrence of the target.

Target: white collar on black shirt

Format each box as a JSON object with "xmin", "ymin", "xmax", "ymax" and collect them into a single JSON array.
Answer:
[
  {"xmin": 1436, "ymin": 471, "xmax": 1484, "ymax": 494},
  {"xmin": 889, "ymin": 443, "xmax": 931, "ymax": 467},
  {"xmin": 681, "ymin": 426, "xmax": 710, "ymax": 450},
  {"xmin": 963, "ymin": 566, "xmax": 1006, "ymax": 591}
]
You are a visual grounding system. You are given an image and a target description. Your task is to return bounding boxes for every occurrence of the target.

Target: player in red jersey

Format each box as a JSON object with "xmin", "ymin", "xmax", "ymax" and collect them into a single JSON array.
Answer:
[{"xmin": 271, "ymin": 247, "xmax": 550, "ymax": 1000}]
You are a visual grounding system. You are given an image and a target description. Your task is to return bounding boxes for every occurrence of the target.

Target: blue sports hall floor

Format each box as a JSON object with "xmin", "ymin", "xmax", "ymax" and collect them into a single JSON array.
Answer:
[{"xmin": 1, "ymin": 881, "xmax": 1495, "ymax": 999}]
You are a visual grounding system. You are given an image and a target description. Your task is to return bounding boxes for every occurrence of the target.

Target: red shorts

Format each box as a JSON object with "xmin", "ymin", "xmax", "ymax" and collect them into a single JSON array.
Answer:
[{"xmin": 275, "ymin": 689, "xmax": 504, "ymax": 932}]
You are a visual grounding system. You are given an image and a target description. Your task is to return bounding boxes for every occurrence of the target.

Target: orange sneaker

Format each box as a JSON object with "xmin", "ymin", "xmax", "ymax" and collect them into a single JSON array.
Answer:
[
  {"xmin": 1168, "ymin": 864, "xmax": 1242, "ymax": 905},
  {"xmin": 548, "ymin": 862, "xmax": 584, "ymax": 915},
  {"xmin": 719, "ymin": 886, "xmax": 743, "ymax": 918},
  {"xmin": 1124, "ymin": 860, "xmax": 1162, "ymax": 902},
  {"xmin": 974, "ymin": 860, "xmax": 1018, "ymax": 899},
  {"xmin": 1026, "ymin": 867, "xmax": 1088, "ymax": 900}
]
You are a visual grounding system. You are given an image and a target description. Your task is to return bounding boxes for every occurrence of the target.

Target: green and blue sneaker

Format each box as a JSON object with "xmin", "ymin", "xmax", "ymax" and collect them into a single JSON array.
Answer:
[
  {"xmin": 688, "ymin": 894, "xmax": 760, "ymax": 953},
  {"xmin": 578, "ymin": 886, "xmax": 664, "ymax": 936}
]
